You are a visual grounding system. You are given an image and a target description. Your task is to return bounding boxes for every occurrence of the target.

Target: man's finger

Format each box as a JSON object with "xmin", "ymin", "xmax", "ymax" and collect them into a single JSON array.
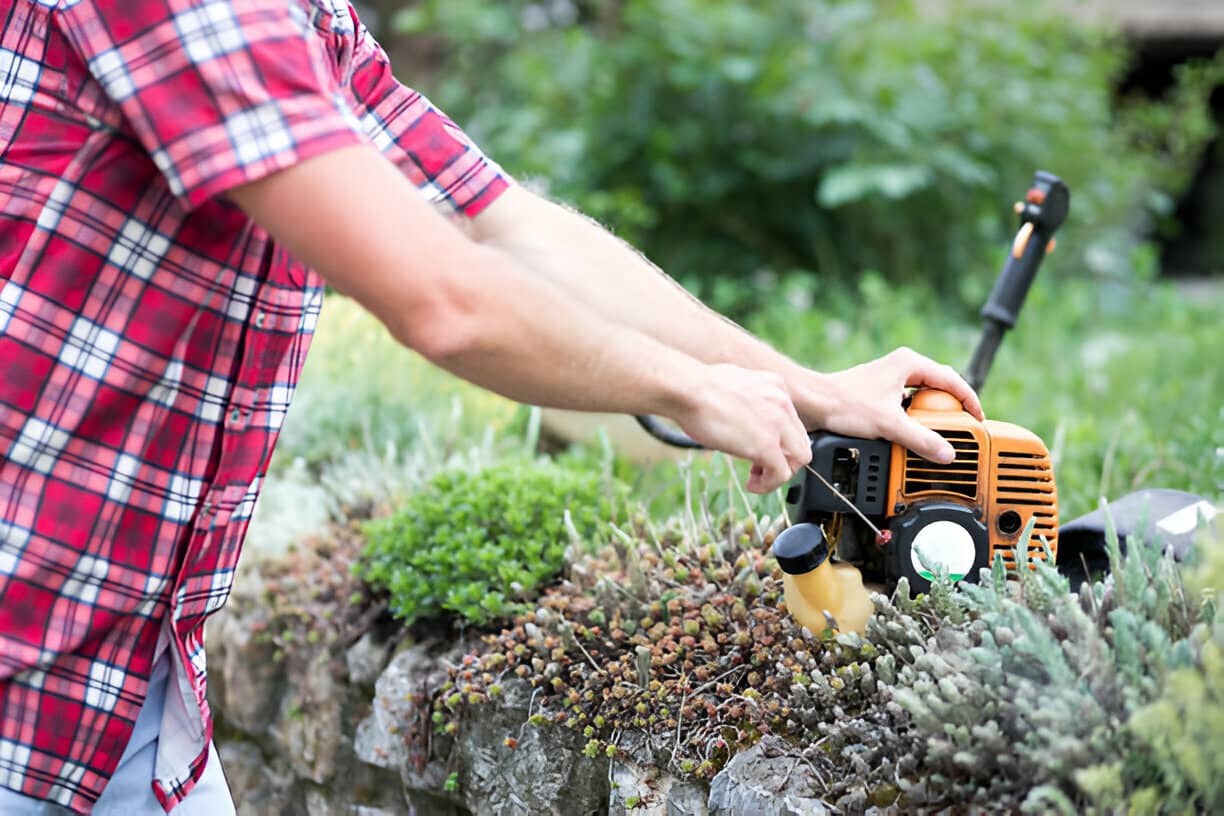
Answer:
[
  {"xmin": 903, "ymin": 358, "xmax": 984, "ymax": 421},
  {"xmin": 889, "ymin": 415, "xmax": 956, "ymax": 464},
  {"xmin": 780, "ymin": 405, "xmax": 813, "ymax": 473},
  {"xmin": 747, "ymin": 450, "xmax": 791, "ymax": 494}
]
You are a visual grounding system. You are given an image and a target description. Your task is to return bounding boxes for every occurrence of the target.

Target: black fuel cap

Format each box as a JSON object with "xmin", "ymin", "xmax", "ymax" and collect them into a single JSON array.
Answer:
[{"xmin": 771, "ymin": 523, "xmax": 830, "ymax": 575}]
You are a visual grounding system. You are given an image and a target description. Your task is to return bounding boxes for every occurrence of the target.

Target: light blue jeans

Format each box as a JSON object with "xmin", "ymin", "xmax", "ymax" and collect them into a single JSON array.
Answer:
[{"xmin": 0, "ymin": 650, "xmax": 235, "ymax": 815}]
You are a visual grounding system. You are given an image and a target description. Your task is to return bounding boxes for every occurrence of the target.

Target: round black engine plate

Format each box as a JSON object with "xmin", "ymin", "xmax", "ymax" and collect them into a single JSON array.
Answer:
[{"xmin": 889, "ymin": 502, "xmax": 990, "ymax": 592}]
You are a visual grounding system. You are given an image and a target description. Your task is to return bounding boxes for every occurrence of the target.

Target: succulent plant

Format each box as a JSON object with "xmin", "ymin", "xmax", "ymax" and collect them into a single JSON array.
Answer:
[
  {"xmin": 358, "ymin": 458, "xmax": 624, "ymax": 626},
  {"xmin": 406, "ymin": 507, "xmax": 1220, "ymax": 814}
]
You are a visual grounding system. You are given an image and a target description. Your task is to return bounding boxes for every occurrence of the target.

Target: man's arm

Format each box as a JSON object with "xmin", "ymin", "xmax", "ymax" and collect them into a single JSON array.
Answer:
[
  {"xmin": 227, "ymin": 144, "xmax": 812, "ymax": 492},
  {"xmin": 467, "ymin": 186, "xmax": 982, "ymax": 464}
]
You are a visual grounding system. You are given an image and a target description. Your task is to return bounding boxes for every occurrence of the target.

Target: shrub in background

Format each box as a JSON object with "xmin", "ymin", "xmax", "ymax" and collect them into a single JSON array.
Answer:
[
  {"xmin": 358, "ymin": 458, "xmax": 624, "ymax": 626},
  {"xmin": 396, "ymin": 0, "xmax": 1221, "ymax": 314}
]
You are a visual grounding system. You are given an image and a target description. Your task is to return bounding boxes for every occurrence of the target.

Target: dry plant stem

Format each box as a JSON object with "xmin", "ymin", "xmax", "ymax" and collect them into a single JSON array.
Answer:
[
  {"xmin": 608, "ymin": 522, "xmax": 651, "ymax": 600},
  {"xmin": 777, "ymin": 485, "xmax": 794, "ymax": 529},
  {"xmin": 644, "ymin": 516, "xmax": 666, "ymax": 556},
  {"xmin": 683, "ymin": 462, "xmax": 700, "ymax": 548},
  {"xmin": 728, "ymin": 459, "xmax": 765, "ymax": 549},
  {"xmin": 563, "ymin": 508, "xmax": 584, "ymax": 551},
  {"xmin": 598, "ymin": 574, "xmax": 644, "ymax": 605},
  {"xmin": 518, "ymin": 686, "xmax": 543, "ymax": 741},
  {"xmin": 700, "ymin": 493, "xmax": 718, "ymax": 545},
  {"xmin": 670, "ymin": 665, "xmax": 748, "ymax": 769},
  {"xmin": 670, "ymin": 690, "xmax": 687, "ymax": 769},
  {"xmin": 349, "ymin": 599, "xmax": 389, "ymax": 639},
  {"xmin": 804, "ymin": 464, "xmax": 886, "ymax": 539},
  {"xmin": 609, "ymin": 522, "xmax": 640, "ymax": 553},
  {"xmin": 1097, "ymin": 410, "xmax": 1136, "ymax": 501},
  {"xmin": 603, "ymin": 727, "xmax": 627, "ymax": 815},
  {"xmin": 1130, "ymin": 455, "xmax": 1190, "ymax": 491},
  {"xmin": 558, "ymin": 612, "xmax": 604, "ymax": 674},
  {"xmin": 779, "ymin": 755, "xmax": 826, "ymax": 792},
  {"xmin": 605, "ymin": 735, "xmax": 615, "ymax": 808}
]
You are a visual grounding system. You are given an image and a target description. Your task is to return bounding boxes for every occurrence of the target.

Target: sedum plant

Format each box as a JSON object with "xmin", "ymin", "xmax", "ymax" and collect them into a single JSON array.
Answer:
[
  {"xmin": 882, "ymin": 518, "xmax": 1201, "ymax": 813},
  {"xmin": 358, "ymin": 458, "xmax": 623, "ymax": 626},
  {"xmin": 1075, "ymin": 518, "xmax": 1224, "ymax": 814},
  {"xmin": 412, "ymin": 499, "xmax": 1220, "ymax": 813}
]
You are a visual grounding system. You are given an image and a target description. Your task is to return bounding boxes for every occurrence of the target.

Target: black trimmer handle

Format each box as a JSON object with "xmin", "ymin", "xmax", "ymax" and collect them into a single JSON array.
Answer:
[{"xmin": 966, "ymin": 171, "xmax": 1070, "ymax": 392}]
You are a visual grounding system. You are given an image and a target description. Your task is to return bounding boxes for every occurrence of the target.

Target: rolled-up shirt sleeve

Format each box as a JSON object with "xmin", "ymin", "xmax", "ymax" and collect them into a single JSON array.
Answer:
[
  {"xmin": 346, "ymin": 19, "xmax": 510, "ymax": 218},
  {"xmin": 56, "ymin": 0, "xmax": 369, "ymax": 209}
]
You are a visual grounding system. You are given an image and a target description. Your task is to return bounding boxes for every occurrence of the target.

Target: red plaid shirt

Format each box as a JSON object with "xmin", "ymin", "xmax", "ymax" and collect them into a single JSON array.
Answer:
[{"xmin": 0, "ymin": 0, "xmax": 507, "ymax": 811}]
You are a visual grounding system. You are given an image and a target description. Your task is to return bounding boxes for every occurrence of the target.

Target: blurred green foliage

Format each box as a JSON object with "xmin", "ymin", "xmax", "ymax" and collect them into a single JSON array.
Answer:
[
  {"xmin": 358, "ymin": 459, "xmax": 623, "ymax": 625},
  {"xmin": 397, "ymin": 0, "xmax": 1222, "ymax": 314}
]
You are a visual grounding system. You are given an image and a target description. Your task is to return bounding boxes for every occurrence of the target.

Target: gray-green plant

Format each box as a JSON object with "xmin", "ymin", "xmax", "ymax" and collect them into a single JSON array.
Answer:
[
  {"xmin": 1074, "ymin": 519, "xmax": 1224, "ymax": 814},
  {"xmin": 796, "ymin": 504, "xmax": 1219, "ymax": 815}
]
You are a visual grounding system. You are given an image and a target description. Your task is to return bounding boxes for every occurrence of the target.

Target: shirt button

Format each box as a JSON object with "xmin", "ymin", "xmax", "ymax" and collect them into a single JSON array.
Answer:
[
  {"xmin": 228, "ymin": 408, "xmax": 242, "ymax": 426},
  {"xmin": 255, "ymin": 311, "xmax": 267, "ymax": 328}
]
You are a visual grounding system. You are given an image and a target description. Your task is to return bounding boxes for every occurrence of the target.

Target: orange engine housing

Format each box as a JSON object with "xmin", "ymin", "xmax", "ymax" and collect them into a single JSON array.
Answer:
[{"xmin": 886, "ymin": 389, "xmax": 1058, "ymax": 570}]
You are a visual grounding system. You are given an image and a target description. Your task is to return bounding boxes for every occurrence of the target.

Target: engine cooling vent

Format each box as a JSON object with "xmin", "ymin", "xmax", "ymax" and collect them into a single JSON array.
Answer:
[
  {"xmin": 903, "ymin": 430, "xmax": 979, "ymax": 498},
  {"xmin": 993, "ymin": 449, "xmax": 1058, "ymax": 566}
]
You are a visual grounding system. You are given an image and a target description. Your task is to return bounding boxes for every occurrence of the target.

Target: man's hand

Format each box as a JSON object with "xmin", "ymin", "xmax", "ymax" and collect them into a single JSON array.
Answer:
[
  {"xmin": 793, "ymin": 347, "xmax": 984, "ymax": 464},
  {"xmin": 673, "ymin": 365, "xmax": 812, "ymax": 493}
]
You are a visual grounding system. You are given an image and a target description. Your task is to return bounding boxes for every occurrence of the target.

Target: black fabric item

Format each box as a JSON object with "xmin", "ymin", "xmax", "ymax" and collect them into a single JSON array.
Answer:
[{"xmin": 1057, "ymin": 489, "xmax": 1217, "ymax": 590}]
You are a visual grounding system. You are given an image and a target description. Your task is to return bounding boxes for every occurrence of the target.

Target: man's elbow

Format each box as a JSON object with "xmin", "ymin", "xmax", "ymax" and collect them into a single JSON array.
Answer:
[
  {"xmin": 383, "ymin": 255, "xmax": 496, "ymax": 366},
  {"xmin": 386, "ymin": 293, "xmax": 476, "ymax": 364}
]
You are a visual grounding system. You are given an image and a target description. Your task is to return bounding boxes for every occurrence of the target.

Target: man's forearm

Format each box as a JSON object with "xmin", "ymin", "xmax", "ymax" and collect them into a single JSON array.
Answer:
[
  {"xmin": 228, "ymin": 145, "xmax": 814, "ymax": 490},
  {"xmin": 465, "ymin": 186, "xmax": 983, "ymax": 463},
  {"xmin": 469, "ymin": 187, "xmax": 825, "ymax": 415},
  {"xmin": 229, "ymin": 146, "xmax": 703, "ymax": 418}
]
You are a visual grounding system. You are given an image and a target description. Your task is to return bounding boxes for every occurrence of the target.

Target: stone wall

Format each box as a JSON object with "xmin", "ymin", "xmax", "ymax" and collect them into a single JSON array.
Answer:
[{"xmin": 205, "ymin": 540, "xmax": 823, "ymax": 816}]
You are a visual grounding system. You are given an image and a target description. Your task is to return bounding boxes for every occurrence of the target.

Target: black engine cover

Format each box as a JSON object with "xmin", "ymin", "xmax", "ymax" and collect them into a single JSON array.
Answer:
[
  {"xmin": 889, "ymin": 502, "xmax": 990, "ymax": 592},
  {"xmin": 786, "ymin": 433, "xmax": 892, "ymax": 518}
]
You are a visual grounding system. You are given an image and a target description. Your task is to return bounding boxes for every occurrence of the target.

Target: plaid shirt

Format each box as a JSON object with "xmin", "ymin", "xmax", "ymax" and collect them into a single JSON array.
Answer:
[{"xmin": 0, "ymin": 0, "xmax": 507, "ymax": 811}]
